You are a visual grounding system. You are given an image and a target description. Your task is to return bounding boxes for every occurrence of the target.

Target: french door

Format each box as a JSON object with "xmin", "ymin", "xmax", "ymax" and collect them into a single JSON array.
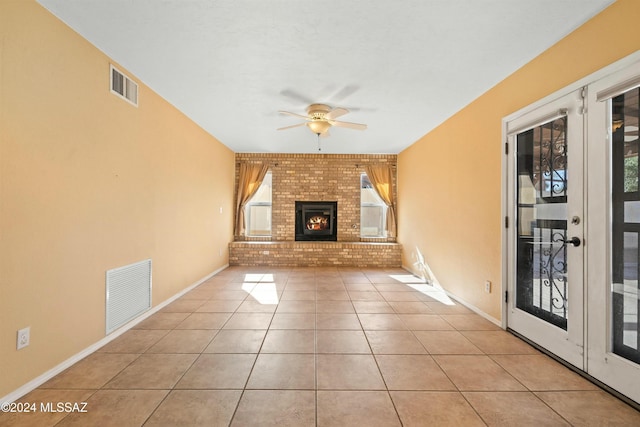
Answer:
[
  {"xmin": 506, "ymin": 58, "xmax": 640, "ymax": 404},
  {"xmin": 506, "ymin": 89, "xmax": 585, "ymax": 369},
  {"xmin": 586, "ymin": 64, "xmax": 640, "ymax": 403}
]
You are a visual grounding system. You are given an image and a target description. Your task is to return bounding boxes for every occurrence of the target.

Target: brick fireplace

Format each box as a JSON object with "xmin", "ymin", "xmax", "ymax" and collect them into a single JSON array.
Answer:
[{"xmin": 230, "ymin": 153, "xmax": 401, "ymax": 267}]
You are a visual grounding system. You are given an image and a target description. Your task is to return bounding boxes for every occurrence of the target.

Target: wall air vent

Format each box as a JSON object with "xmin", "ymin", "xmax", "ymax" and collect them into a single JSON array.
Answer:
[
  {"xmin": 110, "ymin": 64, "xmax": 138, "ymax": 106},
  {"xmin": 106, "ymin": 259, "xmax": 151, "ymax": 333}
]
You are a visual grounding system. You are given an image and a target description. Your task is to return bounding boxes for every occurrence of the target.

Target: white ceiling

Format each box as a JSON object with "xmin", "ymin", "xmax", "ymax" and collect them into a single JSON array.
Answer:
[{"xmin": 37, "ymin": 0, "xmax": 614, "ymax": 154}]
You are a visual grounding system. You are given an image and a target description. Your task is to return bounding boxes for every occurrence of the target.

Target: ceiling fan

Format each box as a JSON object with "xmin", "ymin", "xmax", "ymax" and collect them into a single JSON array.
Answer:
[{"xmin": 277, "ymin": 103, "xmax": 367, "ymax": 137}]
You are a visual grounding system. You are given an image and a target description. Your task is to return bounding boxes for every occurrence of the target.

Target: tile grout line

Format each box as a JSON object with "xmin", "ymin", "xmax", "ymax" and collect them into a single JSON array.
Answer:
[
  {"xmin": 226, "ymin": 273, "xmax": 281, "ymax": 426},
  {"xmin": 485, "ymin": 353, "xmax": 577, "ymax": 426},
  {"xmin": 360, "ymin": 282, "xmax": 405, "ymax": 426},
  {"xmin": 96, "ymin": 283, "xmax": 238, "ymax": 426},
  {"xmin": 162, "ymin": 271, "xmax": 251, "ymax": 425},
  {"xmin": 386, "ymin": 292, "xmax": 491, "ymax": 426},
  {"xmin": 429, "ymin": 342, "xmax": 488, "ymax": 426}
]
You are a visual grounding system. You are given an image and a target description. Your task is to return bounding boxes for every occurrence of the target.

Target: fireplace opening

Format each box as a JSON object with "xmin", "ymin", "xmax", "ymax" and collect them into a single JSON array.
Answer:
[{"xmin": 295, "ymin": 201, "xmax": 337, "ymax": 241}]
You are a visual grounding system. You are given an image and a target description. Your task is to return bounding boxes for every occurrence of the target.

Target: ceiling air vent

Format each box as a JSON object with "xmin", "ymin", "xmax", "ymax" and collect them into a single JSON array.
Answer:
[{"xmin": 110, "ymin": 64, "xmax": 138, "ymax": 106}]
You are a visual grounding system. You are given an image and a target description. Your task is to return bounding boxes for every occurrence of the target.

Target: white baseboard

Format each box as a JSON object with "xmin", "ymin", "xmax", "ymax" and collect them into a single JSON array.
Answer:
[
  {"xmin": 402, "ymin": 264, "xmax": 502, "ymax": 327},
  {"xmin": 0, "ymin": 264, "xmax": 228, "ymax": 404},
  {"xmin": 441, "ymin": 290, "xmax": 502, "ymax": 326}
]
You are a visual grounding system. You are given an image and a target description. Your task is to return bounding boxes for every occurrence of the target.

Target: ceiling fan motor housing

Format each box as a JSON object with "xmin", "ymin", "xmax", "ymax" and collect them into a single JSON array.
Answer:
[{"xmin": 307, "ymin": 103, "xmax": 331, "ymax": 120}]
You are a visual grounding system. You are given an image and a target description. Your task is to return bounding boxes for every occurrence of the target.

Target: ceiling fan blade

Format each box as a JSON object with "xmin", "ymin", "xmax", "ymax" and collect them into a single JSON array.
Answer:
[
  {"xmin": 325, "ymin": 107, "xmax": 349, "ymax": 120},
  {"xmin": 330, "ymin": 85, "xmax": 359, "ymax": 102},
  {"xmin": 328, "ymin": 120, "xmax": 367, "ymax": 130},
  {"xmin": 277, "ymin": 122, "xmax": 307, "ymax": 131},
  {"xmin": 279, "ymin": 110, "xmax": 311, "ymax": 120},
  {"xmin": 280, "ymin": 89, "xmax": 315, "ymax": 105}
]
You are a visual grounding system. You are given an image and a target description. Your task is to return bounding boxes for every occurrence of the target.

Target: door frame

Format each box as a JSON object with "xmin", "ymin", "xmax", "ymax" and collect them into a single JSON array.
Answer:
[{"xmin": 501, "ymin": 49, "xmax": 640, "ymax": 399}]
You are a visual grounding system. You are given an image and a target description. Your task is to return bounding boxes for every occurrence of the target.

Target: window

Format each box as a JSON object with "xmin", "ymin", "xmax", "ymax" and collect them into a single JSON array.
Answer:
[
  {"xmin": 245, "ymin": 171, "xmax": 272, "ymax": 236},
  {"xmin": 610, "ymin": 87, "xmax": 640, "ymax": 363},
  {"xmin": 361, "ymin": 173, "xmax": 387, "ymax": 237}
]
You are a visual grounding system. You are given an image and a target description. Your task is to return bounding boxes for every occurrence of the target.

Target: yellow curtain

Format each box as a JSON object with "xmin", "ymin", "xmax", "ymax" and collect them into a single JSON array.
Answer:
[
  {"xmin": 234, "ymin": 162, "xmax": 269, "ymax": 237},
  {"xmin": 364, "ymin": 164, "xmax": 397, "ymax": 238}
]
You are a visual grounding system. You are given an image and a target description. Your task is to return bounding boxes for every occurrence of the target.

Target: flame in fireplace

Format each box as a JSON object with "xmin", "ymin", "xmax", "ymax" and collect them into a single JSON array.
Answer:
[{"xmin": 306, "ymin": 215, "xmax": 329, "ymax": 231}]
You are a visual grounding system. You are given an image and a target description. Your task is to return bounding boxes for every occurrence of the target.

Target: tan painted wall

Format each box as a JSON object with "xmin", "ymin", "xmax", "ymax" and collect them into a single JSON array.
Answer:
[
  {"xmin": 398, "ymin": 0, "xmax": 640, "ymax": 320},
  {"xmin": 0, "ymin": 1, "xmax": 235, "ymax": 397}
]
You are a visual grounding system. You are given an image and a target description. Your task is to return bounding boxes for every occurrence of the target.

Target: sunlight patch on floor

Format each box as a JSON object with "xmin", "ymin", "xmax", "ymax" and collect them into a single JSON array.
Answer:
[
  {"xmin": 389, "ymin": 274, "xmax": 427, "ymax": 284},
  {"xmin": 387, "ymin": 273, "xmax": 455, "ymax": 306},
  {"xmin": 242, "ymin": 275, "xmax": 279, "ymax": 304},
  {"xmin": 406, "ymin": 283, "xmax": 455, "ymax": 305}
]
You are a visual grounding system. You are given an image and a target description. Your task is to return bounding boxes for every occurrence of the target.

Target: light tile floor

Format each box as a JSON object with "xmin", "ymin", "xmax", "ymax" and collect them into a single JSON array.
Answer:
[{"xmin": 2, "ymin": 266, "xmax": 640, "ymax": 426}]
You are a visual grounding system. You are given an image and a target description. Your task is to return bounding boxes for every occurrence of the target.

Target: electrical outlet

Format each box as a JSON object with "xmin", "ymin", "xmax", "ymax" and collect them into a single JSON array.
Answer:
[
  {"xmin": 484, "ymin": 281, "xmax": 491, "ymax": 294},
  {"xmin": 17, "ymin": 327, "xmax": 30, "ymax": 350}
]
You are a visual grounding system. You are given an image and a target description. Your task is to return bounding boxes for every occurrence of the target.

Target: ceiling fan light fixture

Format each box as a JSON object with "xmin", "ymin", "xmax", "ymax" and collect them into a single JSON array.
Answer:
[{"xmin": 307, "ymin": 120, "xmax": 331, "ymax": 135}]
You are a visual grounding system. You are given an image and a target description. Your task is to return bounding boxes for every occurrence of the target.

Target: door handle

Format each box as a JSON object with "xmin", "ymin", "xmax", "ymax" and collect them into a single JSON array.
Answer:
[{"xmin": 565, "ymin": 237, "xmax": 581, "ymax": 247}]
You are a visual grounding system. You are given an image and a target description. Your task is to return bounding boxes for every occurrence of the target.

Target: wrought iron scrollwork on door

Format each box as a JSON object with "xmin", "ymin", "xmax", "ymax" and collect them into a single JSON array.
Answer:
[{"xmin": 534, "ymin": 117, "xmax": 567, "ymax": 200}]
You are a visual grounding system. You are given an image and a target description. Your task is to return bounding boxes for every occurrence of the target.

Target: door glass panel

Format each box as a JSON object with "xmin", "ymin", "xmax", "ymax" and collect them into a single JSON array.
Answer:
[
  {"xmin": 516, "ymin": 117, "xmax": 569, "ymax": 330},
  {"xmin": 611, "ymin": 87, "xmax": 640, "ymax": 364}
]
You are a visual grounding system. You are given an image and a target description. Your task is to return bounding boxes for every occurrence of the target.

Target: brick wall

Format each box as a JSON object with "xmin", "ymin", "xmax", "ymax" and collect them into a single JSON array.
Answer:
[
  {"xmin": 229, "ymin": 241, "xmax": 402, "ymax": 268},
  {"xmin": 235, "ymin": 153, "xmax": 397, "ymax": 242}
]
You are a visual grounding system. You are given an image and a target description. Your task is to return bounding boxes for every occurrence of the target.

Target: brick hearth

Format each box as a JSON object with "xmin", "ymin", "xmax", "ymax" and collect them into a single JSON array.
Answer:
[{"xmin": 229, "ymin": 241, "xmax": 402, "ymax": 268}]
